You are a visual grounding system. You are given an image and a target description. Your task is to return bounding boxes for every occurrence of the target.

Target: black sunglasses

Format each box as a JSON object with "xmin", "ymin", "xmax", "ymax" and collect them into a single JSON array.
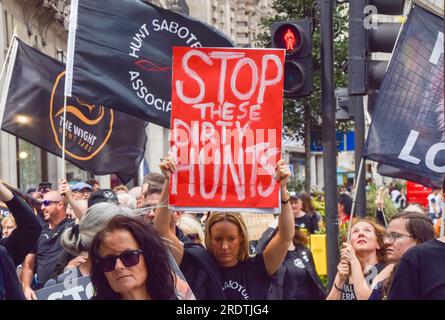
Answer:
[
  {"xmin": 96, "ymin": 249, "xmax": 144, "ymax": 273},
  {"xmin": 187, "ymin": 233, "xmax": 199, "ymax": 242},
  {"xmin": 41, "ymin": 200, "xmax": 60, "ymax": 207}
]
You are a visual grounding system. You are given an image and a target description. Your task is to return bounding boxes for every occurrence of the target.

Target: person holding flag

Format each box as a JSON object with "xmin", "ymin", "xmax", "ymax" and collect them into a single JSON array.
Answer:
[{"xmin": 326, "ymin": 218, "xmax": 388, "ymax": 300}]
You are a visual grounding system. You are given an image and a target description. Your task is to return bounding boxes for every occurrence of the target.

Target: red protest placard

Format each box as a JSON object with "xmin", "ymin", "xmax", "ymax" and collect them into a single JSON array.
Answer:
[{"xmin": 170, "ymin": 47, "xmax": 285, "ymax": 212}]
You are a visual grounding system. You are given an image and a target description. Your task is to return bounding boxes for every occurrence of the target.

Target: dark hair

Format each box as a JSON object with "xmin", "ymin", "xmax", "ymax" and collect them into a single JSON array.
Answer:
[
  {"xmin": 338, "ymin": 193, "xmax": 353, "ymax": 216},
  {"xmin": 143, "ymin": 173, "xmax": 165, "ymax": 196},
  {"xmin": 89, "ymin": 216, "xmax": 176, "ymax": 300},
  {"xmin": 299, "ymin": 192, "xmax": 315, "ymax": 213},
  {"xmin": 390, "ymin": 211, "xmax": 435, "ymax": 243},
  {"xmin": 293, "ymin": 227, "xmax": 308, "ymax": 247},
  {"xmin": 86, "ymin": 179, "xmax": 99, "ymax": 186},
  {"xmin": 383, "ymin": 211, "xmax": 435, "ymax": 298}
]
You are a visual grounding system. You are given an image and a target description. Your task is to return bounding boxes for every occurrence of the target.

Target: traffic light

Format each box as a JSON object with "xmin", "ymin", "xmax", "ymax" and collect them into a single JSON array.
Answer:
[
  {"xmin": 348, "ymin": 0, "xmax": 405, "ymax": 95},
  {"xmin": 271, "ymin": 20, "xmax": 313, "ymax": 98}
]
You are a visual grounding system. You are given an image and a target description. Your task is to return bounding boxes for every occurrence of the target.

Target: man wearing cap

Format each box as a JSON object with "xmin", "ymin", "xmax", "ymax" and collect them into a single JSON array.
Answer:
[
  {"xmin": 87, "ymin": 189, "xmax": 120, "ymax": 207},
  {"xmin": 289, "ymin": 192, "xmax": 319, "ymax": 235},
  {"xmin": 58, "ymin": 179, "xmax": 88, "ymax": 221},
  {"xmin": 71, "ymin": 182, "xmax": 92, "ymax": 201}
]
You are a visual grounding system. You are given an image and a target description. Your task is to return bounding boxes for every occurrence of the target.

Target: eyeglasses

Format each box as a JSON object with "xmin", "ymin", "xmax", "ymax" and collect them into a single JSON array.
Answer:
[
  {"xmin": 384, "ymin": 232, "xmax": 415, "ymax": 244},
  {"xmin": 41, "ymin": 200, "xmax": 60, "ymax": 207},
  {"xmin": 96, "ymin": 249, "xmax": 144, "ymax": 273}
]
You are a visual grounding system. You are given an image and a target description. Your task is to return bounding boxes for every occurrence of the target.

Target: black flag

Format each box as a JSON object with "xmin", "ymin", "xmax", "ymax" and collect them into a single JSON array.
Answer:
[
  {"xmin": 1, "ymin": 38, "xmax": 147, "ymax": 183},
  {"xmin": 65, "ymin": 0, "xmax": 234, "ymax": 128},
  {"xmin": 364, "ymin": 6, "xmax": 444, "ymax": 187},
  {"xmin": 377, "ymin": 163, "xmax": 440, "ymax": 188}
]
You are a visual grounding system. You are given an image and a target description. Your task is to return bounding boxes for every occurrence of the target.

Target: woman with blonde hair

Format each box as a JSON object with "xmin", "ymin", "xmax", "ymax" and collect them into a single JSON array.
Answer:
[
  {"xmin": 177, "ymin": 215, "xmax": 205, "ymax": 247},
  {"xmin": 1, "ymin": 215, "xmax": 16, "ymax": 238},
  {"xmin": 155, "ymin": 156, "xmax": 295, "ymax": 300}
]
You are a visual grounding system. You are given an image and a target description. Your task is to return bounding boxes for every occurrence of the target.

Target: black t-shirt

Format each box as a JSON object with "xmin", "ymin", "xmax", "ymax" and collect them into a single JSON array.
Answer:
[
  {"xmin": 295, "ymin": 214, "xmax": 318, "ymax": 235},
  {"xmin": 180, "ymin": 245, "xmax": 226, "ymax": 300},
  {"xmin": 282, "ymin": 249, "xmax": 324, "ymax": 300},
  {"xmin": 34, "ymin": 218, "xmax": 75, "ymax": 288},
  {"xmin": 220, "ymin": 253, "xmax": 271, "ymax": 300},
  {"xmin": 341, "ymin": 262, "xmax": 386, "ymax": 300},
  {"xmin": 389, "ymin": 239, "xmax": 445, "ymax": 300},
  {"xmin": 0, "ymin": 245, "xmax": 26, "ymax": 300}
]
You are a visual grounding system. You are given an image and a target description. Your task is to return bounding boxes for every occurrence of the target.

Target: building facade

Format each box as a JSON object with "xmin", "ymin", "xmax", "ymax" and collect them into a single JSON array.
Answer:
[
  {"xmin": 0, "ymin": 0, "xmax": 72, "ymax": 191},
  {"xmin": 0, "ymin": 0, "xmax": 276, "ymax": 191}
]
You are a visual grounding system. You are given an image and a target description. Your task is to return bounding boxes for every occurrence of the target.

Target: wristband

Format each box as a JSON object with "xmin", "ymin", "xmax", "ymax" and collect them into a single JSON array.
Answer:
[
  {"xmin": 333, "ymin": 282, "xmax": 343, "ymax": 291},
  {"xmin": 281, "ymin": 190, "xmax": 291, "ymax": 204},
  {"xmin": 281, "ymin": 192, "xmax": 290, "ymax": 204}
]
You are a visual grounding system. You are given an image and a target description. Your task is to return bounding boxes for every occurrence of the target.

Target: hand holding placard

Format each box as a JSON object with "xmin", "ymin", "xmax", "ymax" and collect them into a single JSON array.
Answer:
[{"xmin": 170, "ymin": 47, "xmax": 285, "ymax": 212}]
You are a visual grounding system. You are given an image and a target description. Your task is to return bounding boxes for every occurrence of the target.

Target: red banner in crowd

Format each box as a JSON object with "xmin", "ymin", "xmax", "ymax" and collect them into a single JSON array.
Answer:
[{"xmin": 170, "ymin": 47, "xmax": 285, "ymax": 212}]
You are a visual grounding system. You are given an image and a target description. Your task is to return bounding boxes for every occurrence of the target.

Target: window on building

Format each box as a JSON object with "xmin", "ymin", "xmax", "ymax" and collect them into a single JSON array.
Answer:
[
  {"xmin": 17, "ymin": 139, "xmax": 42, "ymax": 192},
  {"xmin": 57, "ymin": 49, "xmax": 66, "ymax": 62}
]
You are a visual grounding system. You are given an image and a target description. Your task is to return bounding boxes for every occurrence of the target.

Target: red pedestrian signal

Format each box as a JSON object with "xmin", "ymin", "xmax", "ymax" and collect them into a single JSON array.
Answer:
[
  {"xmin": 272, "ymin": 23, "xmax": 304, "ymax": 56},
  {"xmin": 270, "ymin": 20, "xmax": 313, "ymax": 98},
  {"xmin": 284, "ymin": 28, "xmax": 295, "ymax": 50}
]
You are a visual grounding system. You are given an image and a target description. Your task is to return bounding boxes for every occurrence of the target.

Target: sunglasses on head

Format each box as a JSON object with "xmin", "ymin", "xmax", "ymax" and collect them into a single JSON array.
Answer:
[
  {"xmin": 41, "ymin": 200, "xmax": 60, "ymax": 207},
  {"xmin": 96, "ymin": 249, "xmax": 144, "ymax": 273},
  {"xmin": 187, "ymin": 233, "xmax": 199, "ymax": 242}
]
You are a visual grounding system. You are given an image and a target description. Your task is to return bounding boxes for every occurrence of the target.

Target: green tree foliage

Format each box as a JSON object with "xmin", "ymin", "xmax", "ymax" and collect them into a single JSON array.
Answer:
[
  {"xmin": 366, "ymin": 185, "xmax": 398, "ymax": 220},
  {"xmin": 255, "ymin": 0, "xmax": 350, "ymax": 144}
]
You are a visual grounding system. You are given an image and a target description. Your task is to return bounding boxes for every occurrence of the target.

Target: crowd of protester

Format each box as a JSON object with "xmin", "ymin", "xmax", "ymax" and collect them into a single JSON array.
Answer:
[{"xmin": 0, "ymin": 160, "xmax": 444, "ymax": 300}]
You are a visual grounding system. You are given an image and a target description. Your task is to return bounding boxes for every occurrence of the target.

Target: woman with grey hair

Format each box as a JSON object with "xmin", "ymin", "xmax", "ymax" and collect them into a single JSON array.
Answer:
[{"xmin": 43, "ymin": 203, "xmax": 132, "ymax": 287}]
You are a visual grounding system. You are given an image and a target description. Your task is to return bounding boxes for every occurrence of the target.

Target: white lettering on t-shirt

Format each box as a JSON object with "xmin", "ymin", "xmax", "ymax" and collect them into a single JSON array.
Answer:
[{"xmin": 222, "ymin": 280, "xmax": 250, "ymax": 300}]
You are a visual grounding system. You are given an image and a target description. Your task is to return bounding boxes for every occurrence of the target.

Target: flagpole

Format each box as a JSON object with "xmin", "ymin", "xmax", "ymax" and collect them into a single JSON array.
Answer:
[
  {"xmin": 0, "ymin": 27, "xmax": 17, "ymax": 83},
  {"xmin": 61, "ymin": 0, "xmax": 79, "ymax": 181},
  {"xmin": 440, "ymin": 199, "xmax": 444, "ymax": 238},
  {"xmin": 377, "ymin": 187, "xmax": 388, "ymax": 228},
  {"xmin": 347, "ymin": 157, "xmax": 365, "ymax": 243},
  {"xmin": 61, "ymin": 94, "xmax": 67, "ymax": 179},
  {"xmin": 0, "ymin": 31, "xmax": 19, "ymax": 127},
  {"xmin": 381, "ymin": 207, "xmax": 388, "ymax": 228}
]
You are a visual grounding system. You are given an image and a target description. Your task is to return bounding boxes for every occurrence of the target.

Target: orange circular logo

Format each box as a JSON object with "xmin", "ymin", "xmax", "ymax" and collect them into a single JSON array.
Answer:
[{"xmin": 49, "ymin": 71, "xmax": 114, "ymax": 161}]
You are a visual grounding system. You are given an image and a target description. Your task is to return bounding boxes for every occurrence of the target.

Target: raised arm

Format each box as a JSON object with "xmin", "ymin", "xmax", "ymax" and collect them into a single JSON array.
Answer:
[
  {"xmin": 0, "ymin": 180, "xmax": 42, "ymax": 266},
  {"xmin": 326, "ymin": 259, "xmax": 350, "ymax": 300},
  {"xmin": 262, "ymin": 160, "xmax": 295, "ymax": 276},
  {"xmin": 58, "ymin": 178, "xmax": 87, "ymax": 221},
  {"xmin": 153, "ymin": 155, "xmax": 185, "ymax": 264}
]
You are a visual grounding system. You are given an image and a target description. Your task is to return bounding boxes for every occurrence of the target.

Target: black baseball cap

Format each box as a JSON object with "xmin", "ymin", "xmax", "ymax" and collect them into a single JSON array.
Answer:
[
  {"xmin": 289, "ymin": 191, "xmax": 301, "ymax": 201},
  {"xmin": 88, "ymin": 189, "xmax": 119, "ymax": 208}
]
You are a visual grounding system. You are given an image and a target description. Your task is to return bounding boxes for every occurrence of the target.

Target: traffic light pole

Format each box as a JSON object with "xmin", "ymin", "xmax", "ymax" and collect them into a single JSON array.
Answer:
[
  {"xmin": 353, "ymin": 95, "xmax": 366, "ymax": 217},
  {"xmin": 319, "ymin": 0, "xmax": 339, "ymax": 289}
]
